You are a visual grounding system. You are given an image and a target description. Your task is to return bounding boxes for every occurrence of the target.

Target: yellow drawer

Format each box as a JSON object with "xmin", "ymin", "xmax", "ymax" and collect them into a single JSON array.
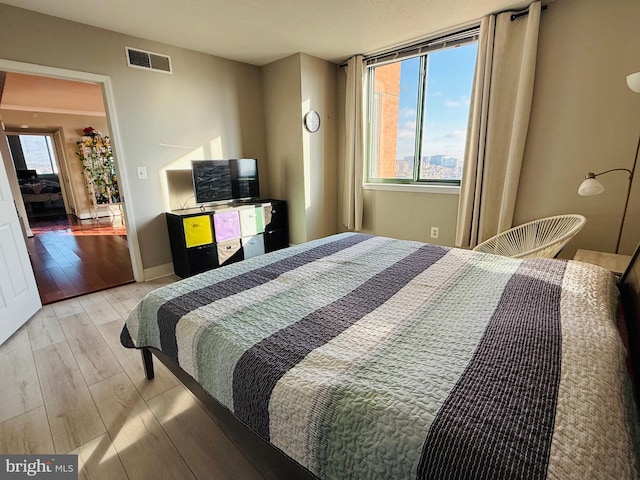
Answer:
[{"xmin": 183, "ymin": 215, "xmax": 213, "ymax": 248}]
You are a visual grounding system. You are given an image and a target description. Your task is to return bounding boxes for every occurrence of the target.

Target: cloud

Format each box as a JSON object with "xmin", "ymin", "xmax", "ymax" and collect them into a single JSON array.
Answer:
[
  {"xmin": 399, "ymin": 107, "xmax": 416, "ymax": 118},
  {"xmin": 437, "ymin": 130, "xmax": 466, "ymax": 141},
  {"xmin": 445, "ymin": 96, "xmax": 470, "ymax": 108},
  {"xmin": 397, "ymin": 121, "xmax": 416, "ymax": 140},
  {"xmin": 422, "ymin": 129, "xmax": 467, "ymax": 158},
  {"xmin": 395, "ymin": 121, "xmax": 417, "ymax": 156}
]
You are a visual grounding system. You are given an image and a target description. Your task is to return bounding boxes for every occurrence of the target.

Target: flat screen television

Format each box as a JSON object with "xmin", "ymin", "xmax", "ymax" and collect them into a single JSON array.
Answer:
[
  {"xmin": 192, "ymin": 159, "xmax": 260, "ymax": 205},
  {"xmin": 192, "ymin": 160, "xmax": 233, "ymax": 204},
  {"xmin": 230, "ymin": 158, "xmax": 260, "ymax": 200}
]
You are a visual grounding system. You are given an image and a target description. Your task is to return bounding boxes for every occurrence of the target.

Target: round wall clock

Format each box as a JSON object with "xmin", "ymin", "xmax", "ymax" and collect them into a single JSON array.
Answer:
[{"xmin": 303, "ymin": 110, "xmax": 321, "ymax": 133}]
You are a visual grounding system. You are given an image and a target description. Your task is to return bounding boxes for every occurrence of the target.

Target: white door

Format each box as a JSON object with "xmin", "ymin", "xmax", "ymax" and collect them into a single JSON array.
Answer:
[{"xmin": 0, "ymin": 145, "xmax": 41, "ymax": 345}]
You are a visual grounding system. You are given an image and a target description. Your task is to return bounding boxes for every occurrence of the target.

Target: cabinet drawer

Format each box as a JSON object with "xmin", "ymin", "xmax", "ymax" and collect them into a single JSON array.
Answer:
[
  {"xmin": 182, "ymin": 215, "xmax": 213, "ymax": 248},
  {"xmin": 264, "ymin": 228, "xmax": 289, "ymax": 252},
  {"xmin": 239, "ymin": 206, "xmax": 265, "ymax": 237},
  {"xmin": 213, "ymin": 211, "xmax": 241, "ymax": 242},
  {"xmin": 263, "ymin": 201, "xmax": 288, "ymax": 230},
  {"xmin": 217, "ymin": 239, "xmax": 243, "ymax": 266},
  {"xmin": 242, "ymin": 234, "xmax": 265, "ymax": 259},
  {"xmin": 186, "ymin": 244, "xmax": 218, "ymax": 276}
]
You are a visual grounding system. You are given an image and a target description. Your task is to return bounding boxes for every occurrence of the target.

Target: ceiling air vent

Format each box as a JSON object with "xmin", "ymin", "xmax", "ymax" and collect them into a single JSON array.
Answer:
[{"xmin": 125, "ymin": 47, "xmax": 172, "ymax": 74}]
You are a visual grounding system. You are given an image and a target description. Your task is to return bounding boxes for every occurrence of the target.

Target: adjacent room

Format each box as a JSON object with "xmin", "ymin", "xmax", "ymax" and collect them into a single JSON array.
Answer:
[
  {"xmin": 0, "ymin": 72, "xmax": 134, "ymax": 304},
  {"xmin": 0, "ymin": 0, "xmax": 639, "ymax": 479}
]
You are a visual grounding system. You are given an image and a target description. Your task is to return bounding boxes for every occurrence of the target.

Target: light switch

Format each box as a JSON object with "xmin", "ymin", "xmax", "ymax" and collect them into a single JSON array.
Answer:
[{"xmin": 137, "ymin": 166, "xmax": 148, "ymax": 180}]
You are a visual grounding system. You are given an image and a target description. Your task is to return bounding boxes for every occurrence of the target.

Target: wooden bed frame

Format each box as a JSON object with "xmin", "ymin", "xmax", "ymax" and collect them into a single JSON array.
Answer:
[{"xmin": 140, "ymin": 246, "xmax": 640, "ymax": 478}]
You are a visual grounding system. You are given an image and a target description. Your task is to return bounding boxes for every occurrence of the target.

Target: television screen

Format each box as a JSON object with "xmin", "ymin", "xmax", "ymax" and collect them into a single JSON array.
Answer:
[
  {"xmin": 230, "ymin": 158, "xmax": 260, "ymax": 200},
  {"xmin": 191, "ymin": 160, "xmax": 233, "ymax": 204}
]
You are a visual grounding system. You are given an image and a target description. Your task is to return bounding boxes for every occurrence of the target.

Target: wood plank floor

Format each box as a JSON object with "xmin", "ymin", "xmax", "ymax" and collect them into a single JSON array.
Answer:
[
  {"xmin": 26, "ymin": 215, "xmax": 135, "ymax": 305},
  {"xmin": 0, "ymin": 277, "xmax": 285, "ymax": 480}
]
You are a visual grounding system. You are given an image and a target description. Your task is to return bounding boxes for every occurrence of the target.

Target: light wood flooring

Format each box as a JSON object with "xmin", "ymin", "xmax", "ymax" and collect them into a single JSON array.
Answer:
[{"xmin": 0, "ymin": 277, "xmax": 288, "ymax": 480}]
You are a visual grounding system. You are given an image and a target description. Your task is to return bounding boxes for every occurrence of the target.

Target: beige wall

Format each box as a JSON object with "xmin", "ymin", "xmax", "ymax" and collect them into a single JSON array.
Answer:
[
  {"xmin": 300, "ymin": 54, "xmax": 339, "ymax": 240},
  {"xmin": 262, "ymin": 54, "xmax": 306, "ymax": 244},
  {"xmin": 262, "ymin": 53, "xmax": 339, "ymax": 244},
  {"xmin": 362, "ymin": 189, "xmax": 459, "ymax": 245},
  {"xmin": 515, "ymin": 0, "xmax": 640, "ymax": 257},
  {"xmin": 1, "ymin": 109, "xmax": 110, "ymax": 219},
  {"xmin": 341, "ymin": 0, "xmax": 640, "ymax": 257},
  {"xmin": 0, "ymin": 3, "xmax": 267, "ymax": 274}
]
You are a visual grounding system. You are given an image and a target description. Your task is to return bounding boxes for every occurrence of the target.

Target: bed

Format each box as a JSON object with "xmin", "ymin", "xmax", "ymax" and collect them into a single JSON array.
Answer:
[
  {"xmin": 17, "ymin": 171, "xmax": 63, "ymax": 210},
  {"xmin": 121, "ymin": 233, "xmax": 640, "ymax": 479}
]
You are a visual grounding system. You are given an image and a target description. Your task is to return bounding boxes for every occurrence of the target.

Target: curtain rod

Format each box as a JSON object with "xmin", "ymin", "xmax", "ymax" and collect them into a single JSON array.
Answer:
[
  {"xmin": 363, "ymin": 25, "xmax": 479, "ymax": 65},
  {"xmin": 511, "ymin": 3, "xmax": 548, "ymax": 21},
  {"xmin": 339, "ymin": 2, "xmax": 549, "ymax": 68},
  {"xmin": 338, "ymin": 24, "xmax": 479, "ymax": 68}
]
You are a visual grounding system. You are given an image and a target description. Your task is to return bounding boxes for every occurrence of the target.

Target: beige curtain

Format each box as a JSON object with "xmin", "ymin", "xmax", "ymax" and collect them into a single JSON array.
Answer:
[
  {"xmin": 456, "ymin": 2, "xmax": 541, "ymax": 248},
  {"xmin": 342, "ymin": 55, "xmax": 365, "ymax": 231}
]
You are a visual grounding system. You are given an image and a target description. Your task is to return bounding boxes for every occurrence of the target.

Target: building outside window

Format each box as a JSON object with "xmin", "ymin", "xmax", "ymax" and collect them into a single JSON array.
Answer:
[{"xmin": 367, "ymin": 28, "xmax": 479, "ymax": 185}]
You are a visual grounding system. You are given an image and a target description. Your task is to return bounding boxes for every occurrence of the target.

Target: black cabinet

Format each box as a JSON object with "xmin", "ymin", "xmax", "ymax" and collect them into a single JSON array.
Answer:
[
  {"xmin": 166, "ymin": 199, "xmax": 288, "ymax": 278},
  {"xmin": 263, "ymin": 199, "xmax": 289, "ymax": 252}
]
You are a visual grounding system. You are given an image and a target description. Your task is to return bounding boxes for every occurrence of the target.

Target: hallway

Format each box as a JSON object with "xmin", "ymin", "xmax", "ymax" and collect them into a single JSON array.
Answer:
[{"xmin": 26, "ymin": 214, "xmax": 134, "ymax": 304}]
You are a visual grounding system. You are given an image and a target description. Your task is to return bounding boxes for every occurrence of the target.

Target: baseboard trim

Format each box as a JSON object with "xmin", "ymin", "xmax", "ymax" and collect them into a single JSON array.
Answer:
[
  {"xmin": 143, "ymin": 263, "xmax": 175, "ymax": 281},
  {"xmin": 74, "ymin": 204, "xmax": 122, "ymax": 220}
]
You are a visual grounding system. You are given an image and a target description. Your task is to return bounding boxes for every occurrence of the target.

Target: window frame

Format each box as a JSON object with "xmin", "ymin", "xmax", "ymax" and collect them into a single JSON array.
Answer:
[{"xmin": 364, "ymin": 26, "xmax": 479, "ymax": 186}]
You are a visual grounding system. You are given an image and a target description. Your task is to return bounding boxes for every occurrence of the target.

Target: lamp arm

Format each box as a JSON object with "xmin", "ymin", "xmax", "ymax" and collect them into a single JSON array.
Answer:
[
  {"xmin": 615, "ymin": 129, "xmax": 639, "ymax": 253},
  {"xmin": 592, "ymin": 168, "xmax": 633, "ymax": 179}
]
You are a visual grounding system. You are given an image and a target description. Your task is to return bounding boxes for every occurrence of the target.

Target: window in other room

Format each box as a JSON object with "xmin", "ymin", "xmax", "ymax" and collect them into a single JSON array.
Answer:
[{"xmin": 19, "ymin": 134, "xmax": 58, "ymax": 174}]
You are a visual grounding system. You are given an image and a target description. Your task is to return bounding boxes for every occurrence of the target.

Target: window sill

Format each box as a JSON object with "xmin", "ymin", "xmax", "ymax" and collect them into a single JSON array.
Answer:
[{"xmin": 363, "ymin": 183, "xmax": 460, "ymax": 195}]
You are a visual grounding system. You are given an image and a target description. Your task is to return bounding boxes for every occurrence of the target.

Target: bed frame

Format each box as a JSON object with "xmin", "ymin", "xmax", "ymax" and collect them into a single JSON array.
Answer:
[
  {"xmin": 620, "ymin": 243, "xmax": 640, "ymax": 403},
  {"xmin": 140, "ymin": 246, "xmax": 640, "ymax": 478},
  {"xmin": 141, "ymin": 348, "xmax": 318, "ymax": 479}
]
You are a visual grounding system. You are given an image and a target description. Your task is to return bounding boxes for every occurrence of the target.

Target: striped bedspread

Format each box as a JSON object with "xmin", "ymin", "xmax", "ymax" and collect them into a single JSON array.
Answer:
[{"xmin": 121, "ymin": 233, "xmax": 639, "ymax": 479}]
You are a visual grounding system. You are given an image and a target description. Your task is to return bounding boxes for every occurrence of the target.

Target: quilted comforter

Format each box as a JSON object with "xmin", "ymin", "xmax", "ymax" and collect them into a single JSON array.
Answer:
[{"xmin": 121, "ymin": 233, "xmax": 639, "ymax": 479}]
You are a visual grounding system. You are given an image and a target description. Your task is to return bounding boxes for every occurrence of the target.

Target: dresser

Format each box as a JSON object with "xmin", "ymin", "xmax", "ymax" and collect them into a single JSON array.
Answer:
[{"xmin": 165, "ymin": 199, "xmax": 288, "ymax": 278}]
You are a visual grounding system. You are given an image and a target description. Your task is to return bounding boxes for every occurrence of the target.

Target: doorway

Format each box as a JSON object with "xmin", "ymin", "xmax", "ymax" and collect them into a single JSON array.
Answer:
[
  {"xmin": 8, "ymin": 132, "xmax": 67, "ymax": 220},
  {"xmin": 0, "ymin": 69, "xmax": 137, "ymax": 304}
]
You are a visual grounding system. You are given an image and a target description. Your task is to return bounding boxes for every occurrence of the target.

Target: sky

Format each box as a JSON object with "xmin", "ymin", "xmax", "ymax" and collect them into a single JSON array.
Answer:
[{"xmin": 395, "ymin": 43, "xmax": 478, "ymax": 161}]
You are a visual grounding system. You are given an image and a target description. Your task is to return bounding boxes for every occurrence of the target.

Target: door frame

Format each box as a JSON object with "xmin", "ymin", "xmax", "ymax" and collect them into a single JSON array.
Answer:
[{"xmin": 0, "ymin": 58, "xmax": 144, "ymax": 281}]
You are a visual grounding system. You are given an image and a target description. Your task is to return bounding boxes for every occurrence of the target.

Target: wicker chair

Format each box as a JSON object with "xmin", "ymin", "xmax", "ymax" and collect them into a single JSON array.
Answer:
[{"xmin": 472, "ymin": 214, "xmax": 586, "ymax": 259}]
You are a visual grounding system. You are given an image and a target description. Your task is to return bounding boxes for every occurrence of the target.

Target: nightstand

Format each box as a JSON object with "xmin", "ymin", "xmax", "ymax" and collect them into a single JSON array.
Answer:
[{"xmin": 573, "ymin": 249, "xmax": 632, "ymax": 276}]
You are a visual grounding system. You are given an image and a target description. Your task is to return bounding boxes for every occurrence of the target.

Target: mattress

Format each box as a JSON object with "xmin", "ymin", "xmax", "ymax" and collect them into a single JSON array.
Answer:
[{"xmin": 121, "ymin": 233, "xmax": 639, "ymax": 479}]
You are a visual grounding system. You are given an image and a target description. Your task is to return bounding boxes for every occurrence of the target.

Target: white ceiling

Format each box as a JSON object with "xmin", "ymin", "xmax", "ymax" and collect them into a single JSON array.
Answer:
[{"xmin": 1, "ymin": 0, "xmax": 531, "ymax": 66}]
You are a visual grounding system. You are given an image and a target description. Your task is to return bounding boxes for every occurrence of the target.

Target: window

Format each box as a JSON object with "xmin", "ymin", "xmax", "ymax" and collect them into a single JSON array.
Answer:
[
  {"xmin": 366, "ymin": 28, "xmax": 479, "ymax": 184},
  {"xmin": 19, "ymin": 135, "xmax": 58, "ymax": 174}
]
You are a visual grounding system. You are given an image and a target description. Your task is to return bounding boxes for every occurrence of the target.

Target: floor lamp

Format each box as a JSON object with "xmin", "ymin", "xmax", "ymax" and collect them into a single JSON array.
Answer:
[{"xmin": 578, "ymin": 71, "xmax": 640, "ymax": 254}]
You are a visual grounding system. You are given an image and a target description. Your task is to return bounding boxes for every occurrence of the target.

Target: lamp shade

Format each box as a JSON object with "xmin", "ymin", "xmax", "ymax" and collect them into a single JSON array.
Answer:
[
  {"xmin": 578, "ymin": 177, "xmax": 605, "ymax": 196},
  {"xmin": 627, "ymin": 72, "xmax": 640, "ymax": 93}
]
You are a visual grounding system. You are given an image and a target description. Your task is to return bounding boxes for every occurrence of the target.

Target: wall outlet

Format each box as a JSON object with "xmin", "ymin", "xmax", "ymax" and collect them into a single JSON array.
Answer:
[
  {"xmin": 136, "ymin": 166, "xmax": 148, "ymax": 180},
  {"xmin": 430, "ymin": 226, "xmax": 439, "ymax": 239}
]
